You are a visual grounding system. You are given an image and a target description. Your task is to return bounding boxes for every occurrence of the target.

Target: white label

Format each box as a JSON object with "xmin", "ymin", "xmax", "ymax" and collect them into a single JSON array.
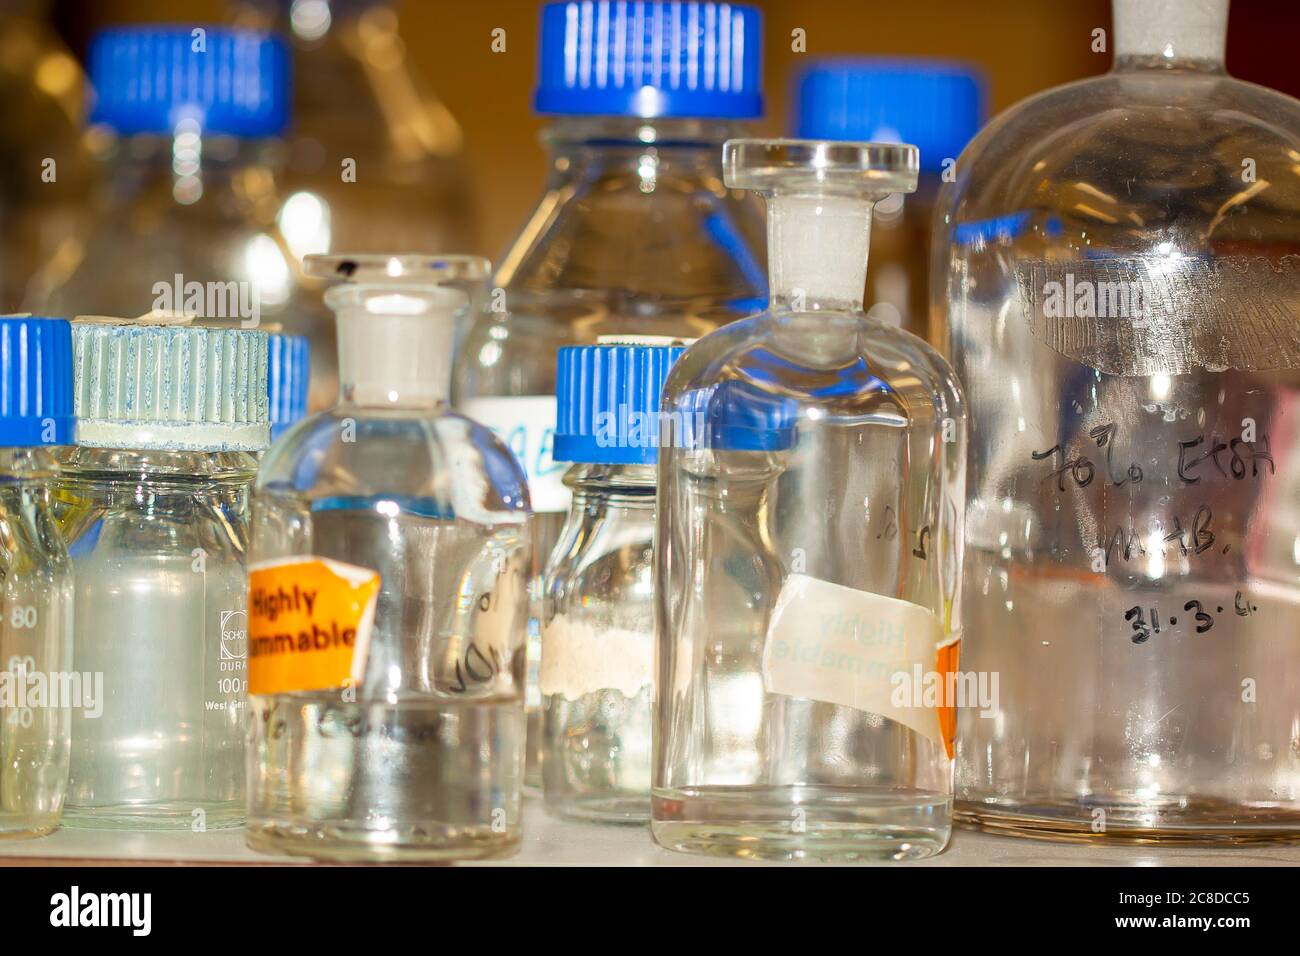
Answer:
[
  {"xmin": 761, "ymin": 573, "xmax": 956, "ymax": 752},
  {"xmin": 539, "ymin": 618, "xmax": 652, "ymax": 701},
  {"xmin": 460, "ymin": 395, "xmax": 569, "ymax": 512}
]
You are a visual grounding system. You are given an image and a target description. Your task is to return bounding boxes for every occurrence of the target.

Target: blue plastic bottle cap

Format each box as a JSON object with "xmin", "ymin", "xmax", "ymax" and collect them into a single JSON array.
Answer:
[
  {"xmin": 795, "ymin": 59, "xmax": 986, "ymax": 174},
  {"xmin": 535, "ymin": 1, "xmax": 763, "ymax": 119},
  {"xmin": 268, "ymin": 333, "xmax": 311, "ymax": 442},
  {"xmin": 0, "ymin": 317, "xmax": 75, "ymax": 447},
  {"xmin": 88, "ymin": 26, "xmax": 290, "ymax": 137},
  {"xmin": 554, "ymin": 338, "xmax": 690, "ymax": 465}
]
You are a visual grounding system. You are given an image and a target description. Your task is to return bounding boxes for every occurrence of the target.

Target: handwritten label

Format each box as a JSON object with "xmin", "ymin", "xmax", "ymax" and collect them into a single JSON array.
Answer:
[
  {"xmin": 761, "ymin": 573, "xmax": 958, "ymax": 756},
  {"xmin": 459, "ymin": 395, "xmax": 569, "ymax": 512},
  {"xmin": 247, "ymin": 557, "xmax": 380, "ymax": 696}
]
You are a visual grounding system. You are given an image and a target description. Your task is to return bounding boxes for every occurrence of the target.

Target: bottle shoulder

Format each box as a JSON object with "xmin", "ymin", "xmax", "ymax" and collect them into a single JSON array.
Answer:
[
  {"xmin": 663, "ymin": 312, "xmax": 966, "ymax": 421},
  {"xmin": 942, "ymin": 69, "xmax": 1300, "ymax": 244},
  {"xmin": 257, "ymin": 407, "xmax": 530, "ymax": 518},
  {"xmin": 492, "ymin": 168, "xmax": 767, "ymax": 307}
]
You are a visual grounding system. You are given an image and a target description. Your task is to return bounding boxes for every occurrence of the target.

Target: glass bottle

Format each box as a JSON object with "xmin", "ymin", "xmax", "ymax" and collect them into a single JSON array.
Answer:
[
  {"xmin": 230, "ymin": 0, "xmax": 478, "ymax": 258},
  {"xmin": 655, "ymin": 140, "xmax": 967, "ymax": 861},
  {"xmin": 25, "ymin": 26, "xmax": 334, "ymax": 410},
  {"xmin": 0, "ymin": 317, "xmax": 75, "ymax": 838},
  {"xmin": 246, "ymin": 255, "xmax": 531, "ymax": 862},
  {"xmin": 454, "ymin": 1, "xmax": 767, "ymax": 787},
  {"xmin": 937, "ymin": 0, "xmax": 1300, "ymax": 842},
  {"xmin": 542, "ymin": 335, "xmax": 688, "ymax": 824},
  {"xmin": 794, "ymin": 59, "xmax": 985, "ymax": 343},
  {"xmin": 56, "ymin": 318, "xmax": 269, "ymax": 829}
]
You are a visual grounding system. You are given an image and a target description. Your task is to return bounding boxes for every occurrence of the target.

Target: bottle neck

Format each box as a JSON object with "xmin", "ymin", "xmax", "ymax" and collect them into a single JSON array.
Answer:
[
  {"xmin": 564, "ymin": 462, "xmax": 657, "ymax": 506},
  {"xmin": 331, "ymin": 285, "xmax": 462, "ymax": 408},
  {"xmin": 92, "ymin": 131, "xmax": 282, "ymax": 210},
  {"xmin": 0, "ymin": 446, "xmax": 60, "ymax": 480},
  {"xmin": 1112, "ymin": 0, "xmax": 1228, "ymax": 72},
  {"xmin": 766, "ymin": 192, "xmax": 874, "ymax": 313},
  {"xmin": 542, "ymin": 116, "xmax": 743, "ymax": 182}
]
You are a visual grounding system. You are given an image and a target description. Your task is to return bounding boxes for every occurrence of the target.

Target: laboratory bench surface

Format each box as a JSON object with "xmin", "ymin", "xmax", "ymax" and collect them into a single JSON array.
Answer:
[{"xmin": 2, "ymin": 802, "xmax": 1299, "ymax": 866}]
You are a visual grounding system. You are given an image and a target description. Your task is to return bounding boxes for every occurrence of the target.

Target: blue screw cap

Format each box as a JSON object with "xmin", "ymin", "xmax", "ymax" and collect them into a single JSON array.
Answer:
[
  {"xmin": 795, "ymin": 58, "xmax": 986, "ymax": 174},
  {"xmin": 0, "ymin": 317, "xmax": 75, "ymax": 447},
  {"xmin": 89, "ymin": 26, "xmax": 290, "ymax": 137},
  {"xmin": 554, "ymin": 337, "xmax": 689, "ymax": 465},
  {"xmin": 536, "ymin": 2, "xmax": 763, "ymax": 119},
  {"xmin": 268, "ymin": 333, "xmax": 310, "ymax": 442}
]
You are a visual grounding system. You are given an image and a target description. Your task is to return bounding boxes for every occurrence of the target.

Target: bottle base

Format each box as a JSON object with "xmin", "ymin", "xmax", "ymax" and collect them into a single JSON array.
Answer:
[
  {"xmin": 956, "ymin": 797, "xmax": 1300, "ymax": 845},
  {"xmin": 0, "ymin": 820, "xmax": 59, "ymax": 840},
  {"xmin": 246, "ymin": 820, "xmax": 522, "ymax": 863},
  {"xmin": 651, "ymin": 786, "xmax": 950, "ymax": 861},
  {"xmin": 545, "ymin": 793, "xmax": 650, "ymax": 826},
  {"xmin": 61, "ymin": 801, "xmax": 244, "ymax": 831}
]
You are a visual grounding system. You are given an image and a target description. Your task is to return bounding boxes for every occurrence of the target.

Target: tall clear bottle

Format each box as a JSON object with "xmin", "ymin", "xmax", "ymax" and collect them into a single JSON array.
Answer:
[
  {"xmin": 26, "ymin": 26, "xmax": 333, "ymax": 408},
  {"xmin": 454, "ymin": 1, "xmax": 767, "ymax": 787},
  {"xmin": 542, "ymin": 336, "xmax": 687, "ymax": 823},
  {"xmin": 936, "ymin": 0, "xmax": 1300, "ymax": 841},
  {"xmin": 57, "ymin": 318, "xmax": 269, "ymax": 829},
  {"xmin": 247, "ymin": 255, "xmax": 531, "ymax": 862},
  {"xmin": 655, "ymin": 140, "xmax": 966, "ymax": 861},
  {"xmin": 0, "ymin": 317, "xmax": 75, "ymax": 838}
]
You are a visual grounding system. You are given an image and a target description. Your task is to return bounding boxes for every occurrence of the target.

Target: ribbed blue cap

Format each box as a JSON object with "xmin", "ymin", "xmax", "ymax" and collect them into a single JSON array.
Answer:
[
  {"xmin": 88, "ymin": 26, "xmax": 290, "ymax": 137},
  {"xmin": 0, "ymin": 317, "xmax": 75, "ymax": 447},
  {"xmin": 555, "ymin": 339, "xmax": 688, "ymax": 464},
  {"xmin": 268, "ymin": 333, "xmax": 310, "ymax": 441},
  {"xmin": 795, "ymin": 59, "xmax": 985, "ymax": 174},
  {"xmin": 536, "ymin": 2, "xmax": 763, "ymax": 119}
]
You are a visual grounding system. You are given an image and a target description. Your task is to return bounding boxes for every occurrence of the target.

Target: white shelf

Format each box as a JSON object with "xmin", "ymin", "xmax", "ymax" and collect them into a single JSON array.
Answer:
[{"xmin": 2, "ymin": 801, "xmax": 1298, "ymax": 866}]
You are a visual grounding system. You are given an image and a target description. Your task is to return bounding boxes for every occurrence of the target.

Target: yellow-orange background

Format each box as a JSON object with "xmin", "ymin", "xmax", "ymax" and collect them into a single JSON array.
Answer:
[{"xmin": 50, "ymin": 0, "xmax": 1300, "ymax": 259}]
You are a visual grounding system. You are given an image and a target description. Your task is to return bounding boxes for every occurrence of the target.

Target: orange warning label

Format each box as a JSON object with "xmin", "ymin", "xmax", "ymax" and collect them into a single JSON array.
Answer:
[
  {"xmin": 935, "ymin": 636, "xmax": 961, "ymax": 760},
  {"xmin": 247, "ymin": 556, "xmax": 381, "ymax": 696}
]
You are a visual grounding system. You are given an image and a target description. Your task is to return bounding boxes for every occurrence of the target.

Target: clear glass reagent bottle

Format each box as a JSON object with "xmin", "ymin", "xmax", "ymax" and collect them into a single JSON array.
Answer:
[
  {"xmin": 937, "ymin": 0, "xmax": 1300, "ymax": 841},
  {"xmin": 542, "ymin": 335, "xmax": 688, "ymax": 824},
  {"xmin": 452, "ymin": 1, "xmax": 768, "ymax": 790},
  {"xmin": 247, "ymin": 254, "xmax": 531, "ymax": 862},
  {"xmin": 0, "ymin": 317, "xmax": 75, "ymax": 839},
  {"xmin": 58, "ymin": 318, "xmax": 270, "ymax": 829},
  {"xmin": 655, "ymin": 139, "xmax": 967, "ymax": 861}
]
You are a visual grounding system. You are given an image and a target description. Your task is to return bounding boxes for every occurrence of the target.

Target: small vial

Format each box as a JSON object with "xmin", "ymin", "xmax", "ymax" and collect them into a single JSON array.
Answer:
[
  {"xmin": 59, "ymin": 318, "xmax": 270, "ymax": 829},
  {"xmin": 246, "ymin": 255, "xmax": 531, "ymax": 862},
  {"xmin": 542, "ymin": 336, "xmax": 688, "ymax": 824},
  {"xmin": 0, "ymin": 318, "xmax": 76, "ymax": 838},
  {"xmin": 654, "ymin": 140, "xmax": 967, "ymax": 861}
]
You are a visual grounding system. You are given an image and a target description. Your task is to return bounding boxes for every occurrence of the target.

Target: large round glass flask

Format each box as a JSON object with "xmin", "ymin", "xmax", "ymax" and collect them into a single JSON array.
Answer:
[{"xmin": 936, "ymin": 0, "xmax": 1300, "ymax": 841}]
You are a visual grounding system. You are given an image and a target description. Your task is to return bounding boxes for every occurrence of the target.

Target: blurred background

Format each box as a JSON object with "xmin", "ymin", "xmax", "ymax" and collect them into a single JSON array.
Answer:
[{"xmin": 12, "ymin": 0, "xmax": 1300, "ymax": 261}]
